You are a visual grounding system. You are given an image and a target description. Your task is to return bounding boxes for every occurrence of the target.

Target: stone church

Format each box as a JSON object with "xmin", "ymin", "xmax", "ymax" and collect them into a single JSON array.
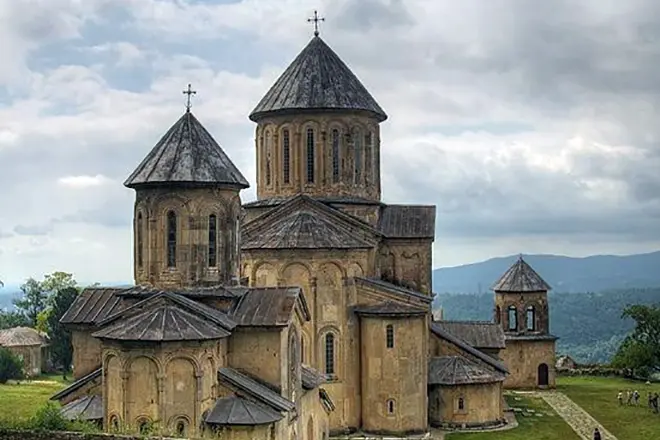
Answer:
[{"xmin": 52, "ymin": 28, "xmax": 556, "ymax": 439}]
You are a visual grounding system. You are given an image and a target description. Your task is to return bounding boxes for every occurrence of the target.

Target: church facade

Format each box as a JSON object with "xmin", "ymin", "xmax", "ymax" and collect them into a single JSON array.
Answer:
[{"xmin": 52, "ymin": 30, "xmax": 556, "ymax": 439}]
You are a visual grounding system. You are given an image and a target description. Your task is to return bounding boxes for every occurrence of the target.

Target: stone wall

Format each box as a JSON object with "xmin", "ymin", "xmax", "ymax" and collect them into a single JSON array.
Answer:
[
  {"xmin": 0, "ymin": 430, "xmax": 175, "ymax": 440},
  {"xmin": 71, "ymin": 330, "xmax": 102, "ymax": 379},
  {"xmin": 500, "ymin": 339, "xmax": 556, "ymax": 389},
  {"xmin": 428, "ymin": 382, "xmax": 504, "ymax": 427}
]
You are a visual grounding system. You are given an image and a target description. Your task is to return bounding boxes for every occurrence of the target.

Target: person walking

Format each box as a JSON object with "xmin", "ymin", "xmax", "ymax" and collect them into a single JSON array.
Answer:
[
  {"xmin": 617, "ymin": 390, "xmax": 623, "ymax": 406},
  {"xmin": 593, "ymin": 427, "xmax": 602, "ymax": 440}
]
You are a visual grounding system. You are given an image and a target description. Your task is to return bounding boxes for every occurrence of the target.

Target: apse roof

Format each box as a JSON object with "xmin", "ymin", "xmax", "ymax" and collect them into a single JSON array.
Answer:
[
  {"xmin": 124, "ymin": 110, "xmax": 249, "ymax": 189},
  {"xmin": 491, "ymin": 256, "xmax": 552, "ymax": 293},
  {"xmin": 204, "ymin": 396, "xmax": 283, "ymax": 426},
  {"xmin": 250, "ymin": 36, "xmax": 387, "ymax": 122},
  {"xmin": 428, "ymin": 356, "xmax": 505, "ymax": 386}
]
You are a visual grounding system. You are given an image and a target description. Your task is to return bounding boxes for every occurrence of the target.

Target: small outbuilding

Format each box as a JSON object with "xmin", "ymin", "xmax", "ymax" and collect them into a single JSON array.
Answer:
[
  {"xmin": 556, "ymin": 355, "xmax": 577, "ymax": 371},
  {"xmin": 0, "ymin": 326, "xmax": 50, "ymax": 376},
  {"xmin": 428, "ymin": 356, "xmax": 506, "ymax": 429}
]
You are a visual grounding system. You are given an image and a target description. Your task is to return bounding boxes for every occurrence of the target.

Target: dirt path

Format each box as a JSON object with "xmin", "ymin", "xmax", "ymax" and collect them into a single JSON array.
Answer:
[{"xmin": 530, "ymin": 391, "xmax": 618, "ymax": 440}]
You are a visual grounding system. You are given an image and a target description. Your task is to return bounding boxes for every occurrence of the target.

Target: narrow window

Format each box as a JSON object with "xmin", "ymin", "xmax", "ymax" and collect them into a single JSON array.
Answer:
[
  {"xmin": 354, "ymin": 129, "xmax": 362, "ymax": 183},
  {"xmin": 136, "ymin": 212, "xmax": 143, "ymax": 268},
  {"xmin": 208, "ymin": 214, "xmax": 217, "ymax": 267},
  {"xmin": 176, "ymin": 420, "xmax": 186, "ymax": 437},
  {"xmin": 109, "ymin": 415, "xmax": 119, "ymax": 431},
  {"xmin": 387, "ymin": 399, "xmax": 395, "ymax": 414},
  {"xmin": 167, "ymin": 211, "xmax": 176, "ymax": 268},
  {"xmin": 365, "ymin": 131, "xmax": 372, "ymax": 183},
  {"xmin": 283, "ymin": 129, "xmax": 290, "ymax": 184},
  {"xmin": 306, "ymin": 128, "xmax": 315, "ymax": 183},
  {"xmin": 508, "ymin": 306, "xmax": 517, "ymax": 331},
  {"xmin": 386, "ymin": 324, "xmax": 394, "ymax": 348},
  {"xmin": 526, "ymin": 306, "xmax": 535, "ymax": 331},
  {"xmin": 458, "ymin": 397, "xmax": 465, "ymax": 411},
  {"xmin": 332, "ymin": 129, "xmax": 340, "ymax": 183},
  {"xmin": 324, "ymin": 333, "xmax": 335, "ymax": 376},
  {"xmin": 300, "ymin": 335, "xmax": 305, "ymax": 364},
  {"xmin": 265, "ymin": 131, "xmax": 272, "ymax": 186}
]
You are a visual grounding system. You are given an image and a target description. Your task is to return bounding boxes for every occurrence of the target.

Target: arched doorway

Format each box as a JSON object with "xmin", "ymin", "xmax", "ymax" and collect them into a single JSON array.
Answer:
[{"xmin": 538, "ymin": 363, "xmax": 549, "ymax": 387}]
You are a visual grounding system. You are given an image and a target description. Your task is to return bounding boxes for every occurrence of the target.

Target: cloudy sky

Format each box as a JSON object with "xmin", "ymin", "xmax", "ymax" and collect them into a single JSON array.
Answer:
[{"xmin": 1, "ymin": 0, "xmax": 659, "ymax": 285}]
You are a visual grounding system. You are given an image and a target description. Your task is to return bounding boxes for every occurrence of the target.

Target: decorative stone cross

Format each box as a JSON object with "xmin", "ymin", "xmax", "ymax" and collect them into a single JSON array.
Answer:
[
  {"xmin": 183, "ymin": 83, "xmax": 197, "ymax": 111},
  {"xmin": 307, "ymin": 10, "xmax": 325, "ymax": 37}
]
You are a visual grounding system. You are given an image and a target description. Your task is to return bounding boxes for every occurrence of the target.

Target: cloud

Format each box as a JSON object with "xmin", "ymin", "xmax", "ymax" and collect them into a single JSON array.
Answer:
[{"xmin": 1, "ymin": 0, "xmax": 659, "ymax": 284}]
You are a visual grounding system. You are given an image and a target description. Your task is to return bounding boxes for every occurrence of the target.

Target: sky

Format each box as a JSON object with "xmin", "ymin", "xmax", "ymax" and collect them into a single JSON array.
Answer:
[{"xmin": 1, "ymin": 0, "xmax": 660, "ymax": 286}]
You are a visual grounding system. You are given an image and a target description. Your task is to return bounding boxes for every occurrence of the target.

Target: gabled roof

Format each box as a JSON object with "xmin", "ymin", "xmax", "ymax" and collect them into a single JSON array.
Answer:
[
  {"xmin": 353, "ymin": 301, "xmax": 428, "ymax": 318},
  {"xmin": 218, "ymin": 367, "xmax": 294, "ymax": 413},
  {"xmin": 430, "ymin": 322, "xmax": 508, "ymax": 374},
  {"xmin": 492, "ymin": 256, "xmax": 552, "ymax": 293},
  {"xmin": 0, "ymin": 327, "xmax": 48, "ymax": 347},
  {"xmin": 124, "ymin": 110, "xmax": 249, "ymax": 189},
  {"xmin": 428, "ymin": 356, "xmax": 505, "ymax": 386},
  {"xmin": 205, "ymin": 396, "xmax": 283, "ymax": 425},
  {"xmin": 378, "ymin": 205, "xmax": 436, "ymax": 239},
  {"xmin": 60, "ymin": 288, "xmax": 128, "ymax": 326},
  {"xmin": 230, "ymin": 287, "xmax": 310, "ymax": 327},
  {"xmin": 242, "ymin": 194, "xmax": 380, "ymax": 250},
  {"xmin": 355, "ymin": 277, "xmax": 434, "ymax": 304},
  {"xmin": 51, "ymin": 367, "xmax": 102, "ymax": 402},
  {"xmin": 433, "ymin": 321, "xmax": 506, "ymax": 349},
  {"xmin": 249, "ymin": 36, "xmax": 387, "ymax": 122},
  {"xmin": 60, "ymin": 395, "xmax": 103, "ymax": 421}
]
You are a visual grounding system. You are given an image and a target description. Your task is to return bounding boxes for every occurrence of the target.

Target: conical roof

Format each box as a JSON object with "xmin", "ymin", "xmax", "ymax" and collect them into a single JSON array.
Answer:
[
  {"xmin": 428, "ymin": 356, "xmax": 505, "ymax": 385},
  {"xmin": 124, "ymin": 111, "xmax": 249, "ymax": 189},
  {"xmin": 491, "ymin": 256, "xmax": 552, "ymax": 293},
  {"xmin": 250, "ymin": 36, "xmax": 387, "ymax": 122}
]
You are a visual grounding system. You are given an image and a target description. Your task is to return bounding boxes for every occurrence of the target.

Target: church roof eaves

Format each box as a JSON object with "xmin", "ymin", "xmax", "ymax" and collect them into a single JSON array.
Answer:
[
  {"xmin": 249, "ymin": 36, "xmax": 387, "ymax": 122},
  {"xmin": 230, "ymin": 286, "xmax": 310, "ymax": 327},
  {"xmin": 379, "ymin": 204, "xmax": 436, "ymax": 239},
  {"xmin": 355, "ymin": 277, "xmax": 434, "ymax": 304},
  {"xmin": 51, "ymin": 367, "xmax": 102, "ymax": 402},
  {"xmin": 353, "ymin": 301, "xmax": 428, "ymax": 318},
  {"xmin": 204, "ymin": 396, "xmax": 283, "ymax": 426},
  {"xmin": 60, "ymin": 395, "xmax": 103, "ymax": 421},
  {"xmin": 428, "ymin": 356, "xmax": 505, "ymax": 386},
  {"xmin": 124, "ymin": 110, "xmax": 249, "ymax": 189},
  {"xmin": 434, "ymin": 320, "xmax": 506, "ymax": 349},
  {"xmin": 218, "ymin": 367, "xmax": 295, "ymax": 413},
  {"xmin": 491, "ymin": 256, "xmax": 552, "ymax": 293}
]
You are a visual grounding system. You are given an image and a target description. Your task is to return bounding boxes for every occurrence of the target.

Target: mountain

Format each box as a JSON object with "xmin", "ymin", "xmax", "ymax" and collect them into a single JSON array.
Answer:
[{"xmin": 433, "ymin": 251, "xmax": 660, "ymax": 294}]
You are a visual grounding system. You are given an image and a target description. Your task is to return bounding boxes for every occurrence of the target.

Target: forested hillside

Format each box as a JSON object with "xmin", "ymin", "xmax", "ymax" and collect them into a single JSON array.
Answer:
[{"xmin": 434, "ymin": 287, "xmax": 660, "ymax": 364}]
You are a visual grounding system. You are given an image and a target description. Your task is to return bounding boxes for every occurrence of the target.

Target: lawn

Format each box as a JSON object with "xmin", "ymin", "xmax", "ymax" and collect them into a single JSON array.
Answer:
[
  {"xmin": 558, "ymin": 375, "xmax": 660, "ymax": 440},
  {"xmin": 445, "ymin": 394, "xmax": 580, "ymax": 440},
  {"xmin": 0, "ymin": 374, "xmax": 68, "ymax": 425}
]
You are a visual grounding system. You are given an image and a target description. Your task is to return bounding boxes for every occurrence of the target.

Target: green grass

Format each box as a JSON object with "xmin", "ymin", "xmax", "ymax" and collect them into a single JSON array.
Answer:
[
  {"xmin": 0, "ymin": 374, "xmax": 68, "ymax": 424},
  {"xmin": 445, "ymin": 395, "xmax": 580, "ymax": 440},
  {"xmin": 558, "ymin": 375, "xmax": 660, "ymax": 440}
]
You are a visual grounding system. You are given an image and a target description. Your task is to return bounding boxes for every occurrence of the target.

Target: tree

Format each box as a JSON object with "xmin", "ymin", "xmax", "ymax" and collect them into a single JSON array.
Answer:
[
  {"xmin": 41, "ymin": 272, "xmax": 77, "ymax": 299},
  {"xmin": 46, "ymin": 287, "xmax": 79, "ymax": 372},
  {"xmin": 611, "ymin": 304, "xmax": 660, "ymax": 377},
  {"xmin": 13, "ymin": 278, "xmax": 48, "ymax": 327},
  {"xmin": 0, "ymin": 347, "xmax": 24, "ymax": 384},
  {"xmin": 0, "ymin": 311, "xmax": 29, "ymax": 330}
]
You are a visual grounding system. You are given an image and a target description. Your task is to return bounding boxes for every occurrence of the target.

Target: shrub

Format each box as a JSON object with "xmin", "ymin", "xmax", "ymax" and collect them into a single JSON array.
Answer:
[
  {"xmin": 0, "ymin": 347, "xmax": 24, "ymax": 384},
  {"xmin": 30, "ymin": 401, "xmax": 69, "ymax": 431}
]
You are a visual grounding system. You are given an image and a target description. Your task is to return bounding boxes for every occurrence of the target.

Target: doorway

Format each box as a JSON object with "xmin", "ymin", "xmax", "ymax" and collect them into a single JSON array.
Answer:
[{"xmin": 538, "ymin": 363, "xmax": 549, "ymax": 387}]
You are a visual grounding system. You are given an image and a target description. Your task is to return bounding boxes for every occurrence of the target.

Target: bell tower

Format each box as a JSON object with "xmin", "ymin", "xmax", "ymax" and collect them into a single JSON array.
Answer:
[
  {"xmin": 124, "ymin": 87, "xmax": 249, "ymax": 288},
  {"xmin": 492, "ymin": 255, "xmax": 558, "ymax": 389},
  {"xmin": 248, "ymin": 19, "xmax": 387, "ymax": 204}
]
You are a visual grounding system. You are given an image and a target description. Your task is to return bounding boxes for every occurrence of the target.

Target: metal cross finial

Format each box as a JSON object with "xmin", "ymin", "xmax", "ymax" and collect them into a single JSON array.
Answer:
[
  {"xmin": 307, "ymin": 10, "xmax": 325, "ymax": 37},
  {"xmin": 183, "ymin": 83, "xmax": 197, "ymax": 112}
]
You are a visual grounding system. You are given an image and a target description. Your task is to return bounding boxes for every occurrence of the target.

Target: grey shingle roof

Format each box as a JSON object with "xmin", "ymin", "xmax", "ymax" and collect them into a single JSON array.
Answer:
[
  {"xmin": 378, "ymin": 205, "xmax": 436, "ymax": 239},
  {"xmin": 0, "ymin": 327, "xmax": 48, "ymax": 347},
  {"xmin": 249, "ymin": 36, "xmax": 387, "ymax": 122},
  {"xmin": 230, "ymin": 287, "xmax": 310, "ymax": 327},
  {"xmin": 218, "ymin": 367, "xmax": 294, "ymax": 413},
  {"xmin": 51, "ymin": 367, "xmax": 102, "ymax": 402},
  {"xmin": 353, "ymin": 301, "xmax": 428, "ymax": 318},
  {"xmin": 92, "ymin": 303, "xmax": 231, "ymax": 342},
  {"xmin": 430, "ymin": 322, "xmax": 508, "ymax": 374},
  {"xmin": 491, "ymin": 256, "xmax": 552, "ymax": 293},
  {"xmin": 60, "ymin": 288, "xmax": 128, "ymax": 326},
  {"xmin": 204, "ymin": 396, "xmax": 283, "ymax": 426},
  {"xmin": 434, "ymin": 321, "xmax": 506, "ymax": 349},
  {"xmin": 354, "ymin": 277, "xmax": 434, "ymax": 304},
  {"xmin": 243, "ymin": 196, "xmax": 383, "ymax": 209},
  {"xmin": 301, "ymin": 365, "xmax": 324, "ymax": 390},
  {"xmin": 60, "ymin": 395, "xmax": 103, "ymax": 421},
  {"xmin": 428, "ymin": 356, "xmax": 505, "ymax": 386},
  {"xmin": 124, "ymin": 111, "xmax": 249, "ymax": 189}
]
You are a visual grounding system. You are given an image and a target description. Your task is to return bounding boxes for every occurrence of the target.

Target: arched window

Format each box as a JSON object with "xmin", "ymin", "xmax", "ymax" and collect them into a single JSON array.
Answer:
[
  {"xmin": 526, "ymin": 306, "xmax": 536, "ymax": 331},
  {"xmin": 387, "ymin": 399, "xmax": 395, "ymax": 414},
  {"xmin": 353, "ymin": 128, "xmax": 362, "ymax": 183},
  {"xmin": 495, "ymin": 305, "xmax": 501, "ymax": 324},
  {"xmin": 324, "ymin": 333, "xmax": 335, "ymax": 376},
  {"xmin": 508, "ymin": 306, "xmax": 517, "ymax": 331},
  {"xmin": 458, "ymin": 397, "xmax": 465, "ymax": 411},
  {"xmin": 176, "ymin": 419, "xmax": 187, "ymax": 437},
  {"xmin": 167, "ymin": 211, "xmax": 176, "ymax": 268},
  {"xmin": 386, "ymin": 324, "xmax": 394, "ymax": 348},
  {"xmin": 282, "ymin": 129, "xmax": 290, "ymax": 184},
  {"xmin": 109, "ymin": 415, "xmax": 119, "ymax": 432},
  {"xmin": 136, "ymin": 212, "xmax": 144, "ymax": 268},
  {"xmin": 138, "ymin": 418, "xmax": 151, "ymax": 435},
  {"xmin": 265, "ymin": 131, "xmax": 272, "ymax": 186},
  {"xmin": 208, "ymin": 214, "xmax": 217, "ymax": 267},
  {"xmin": 300, "ymin": 335, "xmax": 305, "ymax": 364},
  {"xmin": 306, "ymin": 128, "xmax": 315, "ymax": 183},
  {"xmin": 332, "ymin": 129, "xmax": 340, "ymax": 183}
]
